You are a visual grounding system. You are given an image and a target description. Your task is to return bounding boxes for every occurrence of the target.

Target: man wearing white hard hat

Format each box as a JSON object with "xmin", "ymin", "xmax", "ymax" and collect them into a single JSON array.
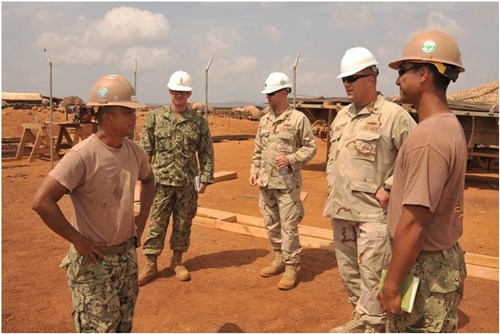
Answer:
[
  {"xmin": 250, "ymin": 72, "xmax": 317, "ymax": 290},
  {"xmin": 323, "ymin": 48, "xmax": 416, "ymax": 332},
  {"xmin": 138, "ymin": 70, "xmax": 214, "ymax": 286},
  {"xmin": 32, "ymin": 74, "xmax": 155, "ymax": 332}
]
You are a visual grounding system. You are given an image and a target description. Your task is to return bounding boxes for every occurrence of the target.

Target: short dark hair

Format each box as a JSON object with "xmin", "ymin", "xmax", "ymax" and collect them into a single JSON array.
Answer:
[{"xmin": 425, "ymin": 64, "xmax": 451, "ymax": 91}]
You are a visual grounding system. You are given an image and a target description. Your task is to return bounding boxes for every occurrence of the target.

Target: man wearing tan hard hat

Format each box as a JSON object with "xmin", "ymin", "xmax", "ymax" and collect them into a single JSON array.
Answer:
[
  {"xmin": 324, "ymin": 47, "xmax": 416, "ymax": 333},
  {"xmin": 378, "ymin": 30, "xmax": 467, "ymax": 332},
  {"xmin": 32, "ymin": 74, "xmax": 155, "ymax": 332}
]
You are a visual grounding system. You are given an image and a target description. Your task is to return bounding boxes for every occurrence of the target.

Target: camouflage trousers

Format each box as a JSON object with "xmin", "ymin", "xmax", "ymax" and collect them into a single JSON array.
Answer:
[
  {"xmin": 143, "ymin": 183, "xmax": 198, "ymax": 256},
  {"xmin": 386, "ymin": 243, "xmax": 467, "ymax": 333},
  {"xmin": 332, "ymin": 219, "xmax": 392, "ymax": 326},
  {"xmin": 259, "ymin": 187, "xmax": 304, "ymax": 264},
  {"xmin": 60, "ymin": 243, "xmax": 139, "ymax": 332}
]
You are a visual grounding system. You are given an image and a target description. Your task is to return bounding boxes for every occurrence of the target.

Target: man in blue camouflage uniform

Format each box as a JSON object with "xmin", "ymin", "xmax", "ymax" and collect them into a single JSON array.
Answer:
[
  {"xmin": 324, "ymin": 48, "xmax": 416, "ymax": 333},
  {"xmin": 250, "ymin": 72, "xmax": 317, "ymax": 290},
  {"xmin": 139, "ymin": 70, "xmax": 214, "ymax": 285},
  {"xmin": 379, "ymin": 30, "xmax": 467, "ymax": 333}
]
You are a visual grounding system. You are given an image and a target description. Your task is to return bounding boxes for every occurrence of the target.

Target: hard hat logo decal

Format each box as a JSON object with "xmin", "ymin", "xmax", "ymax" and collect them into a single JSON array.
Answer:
[
  {"xmin": 97, "ymin": 87, "xmax": 109, "ymax": 98},
  {"xmin": 280, "ymin": 79, "xmax": 286, "ymax": 86},
  {"xmin": 421, "ymin": 40, "xmax": 437, "ymax": 54}
]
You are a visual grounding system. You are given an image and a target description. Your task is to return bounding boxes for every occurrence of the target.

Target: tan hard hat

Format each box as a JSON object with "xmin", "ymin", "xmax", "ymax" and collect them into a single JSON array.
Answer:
[
  {"xmin": 388, "ymin": 30, "xmax": 464, "ymax": 81},
  {"xmin": 87, "ymin": 74, "xmax": 145, "ymax": 109}
]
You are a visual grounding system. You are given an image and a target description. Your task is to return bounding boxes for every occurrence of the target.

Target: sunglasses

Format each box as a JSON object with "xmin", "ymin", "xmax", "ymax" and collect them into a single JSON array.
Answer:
[
  {"xmin": 397, "ymin": 64, "xmax": 426, "ymax": 76},
  {"xmin": 342, "ymin": 74, "xmax": 371, "ymax": 84},
  {"xmin": 266, "ymin": 89, "xmax": 284, "ymax": 97},
  {"xmin": 169, "ymin": 90, "xmax": 189, "ymax": 95}
]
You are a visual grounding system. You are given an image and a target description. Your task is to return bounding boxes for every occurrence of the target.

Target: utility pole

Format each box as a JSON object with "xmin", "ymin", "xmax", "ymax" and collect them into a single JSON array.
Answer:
[
  {"xmin": 205, "ymin": 57, "xmax": 213, "ymax": 120},
  {"xmin": 133, "ymin": 59, "xmax": 138, "ymax": 141},
  {"xmin": 134, "ymin": 59, "xmax": 137, "ymax": 93},
  {"xmin": 293, "ymin": 52, "xmax": 300, "ymax": 110},
  {"xmin": 43, "ymin": 48, "xmax": 54, "ymax": 169}
]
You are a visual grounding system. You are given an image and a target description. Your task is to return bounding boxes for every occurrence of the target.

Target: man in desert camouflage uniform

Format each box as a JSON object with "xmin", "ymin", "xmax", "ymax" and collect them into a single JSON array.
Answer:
[
  {"xmin": 249, "ymin": 72, "xmax": 316, "ymax": 290},
  {"xmin": 32, "ymin": 74, "xmax": 154, "ymax": 332},
  {"xmin": 323, "ymin": 48, "xmax": 416, "ymax": 332},
  {"xmin": 138, "ymin": 70, "xmax": 214, "ymax": 285},
  {"xmin": 378, "ymin": 30, "xmax": 467, "ymax": 333}
]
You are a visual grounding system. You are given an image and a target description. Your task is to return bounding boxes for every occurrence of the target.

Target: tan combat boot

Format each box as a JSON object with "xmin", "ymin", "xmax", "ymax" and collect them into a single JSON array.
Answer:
[
  {"xmin": 329, "ymin": 311, "xmax": 364, "ymax": 333},
  {"xmin": 170, "ymin": 251, "xmax": 190, "ymax": 281},
  {"xmin": 138, "ymin": 255, "xmax": 159, "ymax": 286},
  {"xmin": 277, "ymin": 263, "xmax": 300, "ymax": 290},
  {"xmin": 260, "ymin": 249, "xmax": 285, "ymax": 277}
]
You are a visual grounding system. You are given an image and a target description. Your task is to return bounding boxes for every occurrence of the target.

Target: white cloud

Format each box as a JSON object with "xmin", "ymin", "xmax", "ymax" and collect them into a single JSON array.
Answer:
[
  {"xmin": 93, "ymin": 6, "xmax": 169, "ymax": 46},
  {"xmin": 219, "ymin": 56, "xmax": 259, "ymax": 74},
  {"xmin": 120, "ymin": 47, "xmax": 173, "ymax": 70},
  {"xmin": 205, "ymin": 26, "xmax": 244, "ymax": 55},
  {"xmin": 331, "ymin": 4, "xmax": 375, "ymax": 30},
  {"xmin": 262, "ymin": 25, "xmax": 283, "ymax": 42},
  {"xmin": 35, "ymin": 6, "xmax": 172, "ymax": 66},
  {"xmin": 33, "ymin": 8, "xmax": 69, "ymax": 25},
  {"xmin": 58, "ymin": 47, "xmax": 103, "ymax": 65},
  {"xmin": 425, "ymin": 12, "xmax": 465, "ymax": 37}
]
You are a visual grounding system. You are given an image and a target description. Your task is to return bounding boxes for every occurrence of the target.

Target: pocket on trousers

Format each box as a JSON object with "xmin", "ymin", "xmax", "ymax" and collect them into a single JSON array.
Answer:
[
  {"xmin": 428, "ymin": 268, "xmax": 460, "ymax": 294},
  {"xmin": 71, "ymin": 290, "xmax": 86, "ymax": 333}
]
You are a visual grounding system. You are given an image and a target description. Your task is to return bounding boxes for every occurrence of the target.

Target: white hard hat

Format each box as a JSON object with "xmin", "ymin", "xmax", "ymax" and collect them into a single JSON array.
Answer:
[
  {"xmin": 167, "ymin": 70, "xmax": 193, "ymax": 91},
  {"xmin": 261, "ymin": 72, "xmax": 292, "ymax": 94},
  {"xmin": 337, "ymin": 47, "xmax": 378, "ymax": 78}
]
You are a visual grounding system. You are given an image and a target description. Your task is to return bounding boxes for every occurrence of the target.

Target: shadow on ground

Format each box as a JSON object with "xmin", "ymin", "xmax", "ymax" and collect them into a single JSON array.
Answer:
[
  {"xmin": 458, "ymin": 308, "xmax": 470, "ymax": 329},
  {"xmin": 217, "ymin": 322, "xmax": 245, "ymax": 333},
  {"xmin": 300, "ymin": 248, "xmax": 337, "ymax": 284},
  {"xmin": 185, "ymin": 248, "xmax": 269, "ymax": 272}
]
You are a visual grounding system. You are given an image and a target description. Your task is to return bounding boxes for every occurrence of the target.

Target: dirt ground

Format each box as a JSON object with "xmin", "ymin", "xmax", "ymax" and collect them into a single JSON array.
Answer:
[{"xmin": 2, "ymin": 108, "xmax": 499, "ymax": 332}]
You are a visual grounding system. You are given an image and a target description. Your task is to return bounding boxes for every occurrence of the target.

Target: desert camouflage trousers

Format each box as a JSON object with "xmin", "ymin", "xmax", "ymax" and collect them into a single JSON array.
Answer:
[
  {"xmin": 386, "ymin": 243, "xmax": 467, "ymax": 333},
  {"xmin": 259, "ymin": 187, "xmax": 304, "ymax": 264},
  {"xmin": 143, "ymin": 183, "xmax": 198, "ymax": 255},
  {"xmin": 60, "ymin": 243, "xmax": 139, "ymax": 332},
  {"xmin": 332, "ymin": 219, "xmax": 392, "ymax": 326}
]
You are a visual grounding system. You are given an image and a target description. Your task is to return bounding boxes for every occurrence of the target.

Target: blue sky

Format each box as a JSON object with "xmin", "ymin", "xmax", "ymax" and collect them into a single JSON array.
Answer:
[{"xmin": 1, "ymin": 1, "xmax": 499, "ymax": 105}]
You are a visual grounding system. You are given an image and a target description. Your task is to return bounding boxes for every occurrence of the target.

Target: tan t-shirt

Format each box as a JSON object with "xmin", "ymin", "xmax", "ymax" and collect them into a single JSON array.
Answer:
[
  {"xmin": 387, "ymin": 113, "xmax": 467, "ymax": 251},
  {"xmin": 49, "ymin": 134, "xmax": 151, "ymax": 246}
]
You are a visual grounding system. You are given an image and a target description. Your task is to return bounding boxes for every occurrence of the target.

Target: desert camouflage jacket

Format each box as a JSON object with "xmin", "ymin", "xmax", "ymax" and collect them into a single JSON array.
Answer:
[
  {"xmin": 250, "ymin": 107, "xmax": 317, "ymax": 190},
  {"xmin": 323, "ymin": 94, "xmax": 416, "ymax": 222},
  {"xmin": 140, "ymin": 105, "xmax": 214, "ymax": 187}
]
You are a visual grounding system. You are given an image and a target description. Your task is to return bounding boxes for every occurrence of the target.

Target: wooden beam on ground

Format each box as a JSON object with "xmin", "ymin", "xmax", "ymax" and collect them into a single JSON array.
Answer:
[
  {"xmin": 466, "ymin": 263, "xmax": 499, "ymax": 281},
  {"xmin": 465, "ymin": 253, "xmax": 499, "ymax": 269},
  {"xmin": 133, "ymin": 171, "xmax": 238, "ymax": 202},
  {"xmin": 134, "ymin": 203, "xmax": 499, "ymax": 281},
  {"xmin": 214, "ymin": 171, "xmax": 237, "ymax": 182}
]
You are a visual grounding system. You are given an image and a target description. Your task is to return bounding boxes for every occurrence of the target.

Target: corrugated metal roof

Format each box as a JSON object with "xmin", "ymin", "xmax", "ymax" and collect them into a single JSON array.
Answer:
[{"xmin": 2, "ymin": 92, "xmax": 43, "ymax": 101}]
